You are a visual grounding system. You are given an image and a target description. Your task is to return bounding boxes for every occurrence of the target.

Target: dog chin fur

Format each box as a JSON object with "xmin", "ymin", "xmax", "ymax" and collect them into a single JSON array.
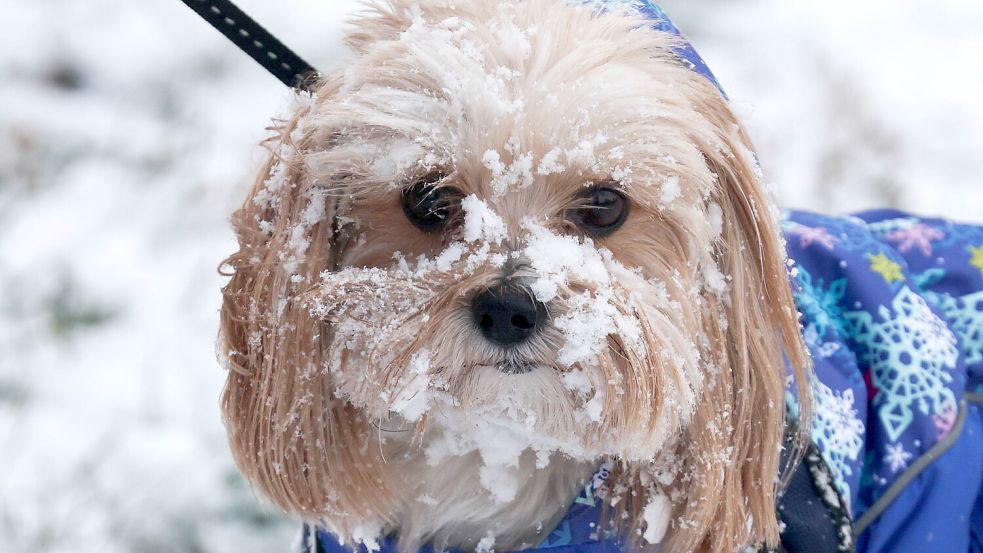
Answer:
[
  {"xmin": 379, "ymin": 406, "xmax": 596, "ymax": 553},
  {"xmin": 217, "ymin": 1, "xmax": 813, "ymax": 552}
]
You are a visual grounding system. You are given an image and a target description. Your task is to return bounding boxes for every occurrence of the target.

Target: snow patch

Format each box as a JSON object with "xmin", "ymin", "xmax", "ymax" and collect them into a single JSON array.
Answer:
[
  {"xmin": 389, "ymin": 349, "xmax": 433, "ymax": 422},
  {"xmin": 641, "ymin": 493, "xmax": 671, "ymax": 544},
  {"xmin": 482, "ymin": 147, "xmax": 534, "ymax": 195},
  {"xmin": 708, "ymin": 202, "xmax": 723, "ymax": 239},
  {"xmin": 462, "ymin": 195, "xmax": 508, "ymax": 245},
  {"xmin": 476, "ymin": 534, "xmax": 497, "ymax": 553},
  {"xmin": 659, "ymin": 175, "xmax": 681, "ymax": 207},
  {"xmin": 522, "ymin": 223, "xmax": 611, "ymax": 302},
  {"xmin": 536, "ymin": 147, "xmax": 566, "ymax": 175}
]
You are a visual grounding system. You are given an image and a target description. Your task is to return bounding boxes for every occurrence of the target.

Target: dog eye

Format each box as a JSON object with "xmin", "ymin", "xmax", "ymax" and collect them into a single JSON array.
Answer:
[
  {"xmin": 402, "ymin": 172, "xmax": 462, "ymax": 232},
  {"xmin": 567, "ymin": 185, "xmax": 630, "ymax": 237}
]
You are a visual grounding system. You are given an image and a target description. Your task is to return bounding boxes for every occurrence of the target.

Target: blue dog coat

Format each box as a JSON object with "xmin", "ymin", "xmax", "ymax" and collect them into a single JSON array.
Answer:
[{"xmin": 784, "ymin": 209, "xmax": 983, "ymax": 553}]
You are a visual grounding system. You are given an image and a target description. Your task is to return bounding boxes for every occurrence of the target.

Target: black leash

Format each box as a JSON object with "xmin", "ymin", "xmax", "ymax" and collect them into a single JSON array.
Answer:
[{"xmin": 178, "ymin": 0, "xmax": 318, "ymax": 90}]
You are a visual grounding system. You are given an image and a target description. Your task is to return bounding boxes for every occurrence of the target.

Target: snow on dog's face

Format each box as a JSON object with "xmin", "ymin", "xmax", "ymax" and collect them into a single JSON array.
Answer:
[{"xmin": 219, "ymin": 1, "xmax": 810, "ymax": 552}]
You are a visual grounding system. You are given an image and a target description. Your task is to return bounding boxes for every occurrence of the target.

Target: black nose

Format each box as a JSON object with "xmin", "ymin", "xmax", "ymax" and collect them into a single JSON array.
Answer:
[{"xmin": 471, "ymin": 284, "xmax": 544, "ymax": 347}]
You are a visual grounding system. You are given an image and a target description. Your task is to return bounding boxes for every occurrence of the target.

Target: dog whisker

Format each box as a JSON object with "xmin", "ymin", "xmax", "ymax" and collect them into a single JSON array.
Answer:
[{"xmin": 372, "ymin": 418, "xmax": 413, "ymax": 434}]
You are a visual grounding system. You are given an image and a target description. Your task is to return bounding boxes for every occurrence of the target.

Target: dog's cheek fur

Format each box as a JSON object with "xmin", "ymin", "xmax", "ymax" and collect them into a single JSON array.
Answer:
[
  {"xmin": 219, "ymin": 87, "xmax": 402, "ymax": 540},
  {"xmin": 643, "ymin": 88, "xmax": 810, "ymax": 553},
  {"xmin": 561, "ymin": 93, "xmax": 811, "ymax": 552}
]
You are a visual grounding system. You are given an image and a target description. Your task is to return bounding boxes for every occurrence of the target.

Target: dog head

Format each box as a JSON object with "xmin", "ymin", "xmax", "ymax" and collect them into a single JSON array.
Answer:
[{"xmin": 219, "ymin": 1, "xmax": 811, "ymax": 551}]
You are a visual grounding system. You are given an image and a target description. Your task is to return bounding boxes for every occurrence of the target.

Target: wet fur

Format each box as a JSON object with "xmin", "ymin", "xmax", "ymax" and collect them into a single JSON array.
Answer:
[{"xmin": 219, "ymin": 1, "xmax": 812, "ymax": 552}]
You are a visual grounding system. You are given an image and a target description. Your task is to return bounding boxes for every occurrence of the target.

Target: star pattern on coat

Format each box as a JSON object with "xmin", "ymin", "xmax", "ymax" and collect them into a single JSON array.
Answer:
[
  {"xmin": 884, "ymin": 223, "xmax": 945, "ymax": 256},
  {"xmin": 969, "ymin": 245, "xmax": 983, "ymax": 278},
  {"xmin": 868, "ymin": 253, "xmax": 904, "ymax": 284},
  {"xmin": 795, "ymin": 225, "xmax": 840, "ymax": 250}
]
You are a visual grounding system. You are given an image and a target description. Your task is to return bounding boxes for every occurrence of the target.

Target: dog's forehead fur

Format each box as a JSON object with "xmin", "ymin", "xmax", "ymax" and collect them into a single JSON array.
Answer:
[{"xmin": 304, "ymin": 0, "xmax": 720, "ymax": 225}]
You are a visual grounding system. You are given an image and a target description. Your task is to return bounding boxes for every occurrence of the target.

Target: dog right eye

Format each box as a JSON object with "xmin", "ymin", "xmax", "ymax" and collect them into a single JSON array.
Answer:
[
  {"xmin": 566, "ymin": 184, "xmax": 630, "ymax": 238},
  {"xmin": 402, "ymin": 173, "xmax": 462, "ymax": 232}
]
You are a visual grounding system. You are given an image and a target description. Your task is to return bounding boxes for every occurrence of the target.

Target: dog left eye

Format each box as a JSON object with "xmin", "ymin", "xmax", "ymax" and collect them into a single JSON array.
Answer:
[
  {"xmin": 402, "ymin": 172, "xmax": 462, "ymax": 232},
  {"xmin": 567, "ymin": 185, "xmax": 630, "ymax": 237}
]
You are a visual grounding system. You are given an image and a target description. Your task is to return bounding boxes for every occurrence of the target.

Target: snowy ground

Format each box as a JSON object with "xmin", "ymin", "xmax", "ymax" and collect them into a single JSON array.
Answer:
[{"xmin": 0, "ymin": 1, "xmax": 980, "ymax": 552}]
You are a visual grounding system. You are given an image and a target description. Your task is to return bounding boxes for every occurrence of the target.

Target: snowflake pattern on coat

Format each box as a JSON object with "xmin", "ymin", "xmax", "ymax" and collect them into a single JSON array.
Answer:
[
  {"xmin": 810, "ymin": 380, "xmax": 865, "ymax": 511},
  {"xmin": 842, "ymin": 286, "xmax": 959, "ymax": 441},
  {"xmin": 936, "ymin": 291, "xmax": 983, "ymax": 366},
  {"xmin": 883, "ymin": 443, "xmax": 913, "ymax": 473},
  {"xmin": 784, "ymin": 209, "xmax": 983, "ymax": 553},
  {"xmin": 884, "ymin": 223, "xmax": 945, "ymax": 257},
  {"xmin": 793, "ymin": 266, "xmax": 847, "ymax": 338}
]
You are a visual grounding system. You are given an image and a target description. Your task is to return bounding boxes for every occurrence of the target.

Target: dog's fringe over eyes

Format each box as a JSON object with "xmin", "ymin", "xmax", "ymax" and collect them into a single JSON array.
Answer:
[{"xmin": 217, "ymin": 1, "xmax": 813, "ymax": 552}]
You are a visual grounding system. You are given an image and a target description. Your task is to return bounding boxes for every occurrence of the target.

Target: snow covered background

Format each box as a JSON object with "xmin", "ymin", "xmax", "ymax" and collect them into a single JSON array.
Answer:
[{"xmin": 0, "ymin": 0, "xmax": 980, "ymax": 551}]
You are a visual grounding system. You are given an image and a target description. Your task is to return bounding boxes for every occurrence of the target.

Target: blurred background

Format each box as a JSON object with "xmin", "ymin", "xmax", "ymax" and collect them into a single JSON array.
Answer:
[{"xmin": 0, "ymin": 0, "xmax": 980, "ymax": 551}]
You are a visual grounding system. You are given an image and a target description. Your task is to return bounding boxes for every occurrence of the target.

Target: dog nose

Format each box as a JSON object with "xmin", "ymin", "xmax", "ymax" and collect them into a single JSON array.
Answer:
[{"xmin": 471, "ymin": 284, "xmax": 544, "ymax": 347}]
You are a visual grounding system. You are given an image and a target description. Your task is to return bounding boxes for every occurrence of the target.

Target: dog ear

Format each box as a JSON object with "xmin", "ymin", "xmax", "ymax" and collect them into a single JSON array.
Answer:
[
  {"xmin": 655, "ymin": 86, "xmax": 813, "ymax": 552},
  {"xmin": 218, "ymin": 77, "xmax": 397, "ymax": 537}
]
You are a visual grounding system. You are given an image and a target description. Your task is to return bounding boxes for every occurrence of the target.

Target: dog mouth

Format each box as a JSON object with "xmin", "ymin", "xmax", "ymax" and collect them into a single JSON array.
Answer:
[{"xmin": 495, "ymin": 359, "xmax": 535, "ymax": 375}]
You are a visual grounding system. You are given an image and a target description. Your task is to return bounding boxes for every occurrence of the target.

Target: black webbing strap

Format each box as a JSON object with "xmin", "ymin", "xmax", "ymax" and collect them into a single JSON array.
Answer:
[{"xmin": 178, "ymin": 0, "xmax": 318, "ymax": 90}]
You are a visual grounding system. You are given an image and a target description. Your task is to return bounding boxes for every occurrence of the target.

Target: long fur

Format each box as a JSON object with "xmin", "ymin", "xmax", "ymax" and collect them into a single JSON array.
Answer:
[{"xmin": 218, "ymin": 1, "xmax": 813, "ymax": 552}]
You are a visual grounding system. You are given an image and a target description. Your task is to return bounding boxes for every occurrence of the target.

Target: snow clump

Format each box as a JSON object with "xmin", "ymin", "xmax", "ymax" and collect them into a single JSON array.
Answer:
[
  {"xmin": 462, "ymin": 194, "xmax": 508, "ymax": 245},
  {"xmin": 641, "ymin": 493, "xmax": 672, "ymax": 544},
  {"xmin": 388, "ymin": 349, "xmax": 433, "ymax": 422}
]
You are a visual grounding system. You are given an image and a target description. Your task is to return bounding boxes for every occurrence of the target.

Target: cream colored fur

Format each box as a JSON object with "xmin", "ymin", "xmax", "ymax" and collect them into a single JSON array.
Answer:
[{"xmin": 218, "ymin": 1, "xmax": 813, "ymax": 552}]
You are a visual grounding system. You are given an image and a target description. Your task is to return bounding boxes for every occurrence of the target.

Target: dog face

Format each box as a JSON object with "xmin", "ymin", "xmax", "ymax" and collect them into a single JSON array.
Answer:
[{"xmin": 219, "ymin": 1, "xmax": 811, "ymax": 552}]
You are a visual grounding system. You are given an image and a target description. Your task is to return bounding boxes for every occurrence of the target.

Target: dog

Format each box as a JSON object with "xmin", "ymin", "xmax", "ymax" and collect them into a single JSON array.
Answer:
[{"xmin": 217, "ymin": 1, "xmax": 818, "ymax": 551}]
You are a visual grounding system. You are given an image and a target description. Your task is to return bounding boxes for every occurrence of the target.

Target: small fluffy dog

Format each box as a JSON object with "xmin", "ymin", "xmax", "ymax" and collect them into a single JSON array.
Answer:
[{"xmin": 219, "ymin": 1, "xmax": 812, "ymax": 552}]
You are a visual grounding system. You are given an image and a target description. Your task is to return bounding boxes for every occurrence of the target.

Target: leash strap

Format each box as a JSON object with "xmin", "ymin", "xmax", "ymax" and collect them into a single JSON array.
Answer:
[{"xmin": 179, "ymin": 0, "xmax": 318, "ymax": 90}]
